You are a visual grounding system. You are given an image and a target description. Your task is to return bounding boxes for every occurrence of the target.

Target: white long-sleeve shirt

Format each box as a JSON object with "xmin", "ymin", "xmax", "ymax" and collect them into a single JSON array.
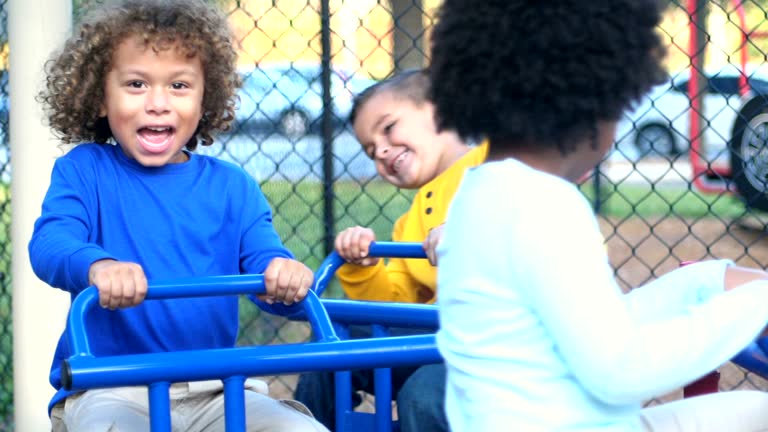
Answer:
[{"xmin": 436, "ymin": 158, "xmax": 768, "ymax": 431}]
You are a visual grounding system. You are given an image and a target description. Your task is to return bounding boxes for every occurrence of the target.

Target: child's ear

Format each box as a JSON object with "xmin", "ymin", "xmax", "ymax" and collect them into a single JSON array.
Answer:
[{"xmin": 98, "ymin": 103, "xmax": 107, "ymax": 118}]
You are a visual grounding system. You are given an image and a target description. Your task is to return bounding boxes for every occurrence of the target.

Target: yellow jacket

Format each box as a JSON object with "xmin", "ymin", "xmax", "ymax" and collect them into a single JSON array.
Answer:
[{"xmin": 337, "ymin": 142, "xmax": 488, "ymax": 304}]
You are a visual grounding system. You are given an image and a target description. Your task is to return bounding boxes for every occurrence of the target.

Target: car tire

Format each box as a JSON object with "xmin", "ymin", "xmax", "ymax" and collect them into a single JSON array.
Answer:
[
  {"xmin": 280, "ymin": 109, "xmax": 309, "ymax": 139},
  {"xmin": 729, "ymin": 96, "xmax": 768, "ymax": 211},
  {"xmin": 633, "ymin": 123, "xmax": 679, "ymax": 158}
]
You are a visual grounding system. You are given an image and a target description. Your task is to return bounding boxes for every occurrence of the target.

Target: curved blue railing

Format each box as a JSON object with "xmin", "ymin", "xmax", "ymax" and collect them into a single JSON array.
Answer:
[
  {"xmin": 63, "ymin": 241, "xmax": 439, "ymax": 432},
  {"xmin": 731, "ymin": 340, "xmax": 768, "ymax": 379},
  {"xmin": 66, "ymin": 274, "xmax": 337, "ymax": 358},
  {"xmin": 312, "ymin": 241, "xmax": 426, "ymax": 296}
]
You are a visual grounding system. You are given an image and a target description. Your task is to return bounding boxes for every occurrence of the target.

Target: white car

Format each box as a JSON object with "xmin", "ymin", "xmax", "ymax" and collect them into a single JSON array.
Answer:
[{"xmin": 614, "ymin": 67, "xmax": 768, "ymax": 165}]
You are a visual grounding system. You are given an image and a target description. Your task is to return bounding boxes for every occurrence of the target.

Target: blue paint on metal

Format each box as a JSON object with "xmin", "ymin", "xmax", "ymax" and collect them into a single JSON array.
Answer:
[{"xmin": 64, "ymin": 241, "xmax": 441, "ymax": 432}]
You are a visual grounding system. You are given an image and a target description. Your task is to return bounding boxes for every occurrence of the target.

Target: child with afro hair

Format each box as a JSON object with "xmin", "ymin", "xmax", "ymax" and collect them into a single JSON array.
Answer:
[{"xmin": 429, "ymin": 0, "xmax": 768, "ymax": 431}]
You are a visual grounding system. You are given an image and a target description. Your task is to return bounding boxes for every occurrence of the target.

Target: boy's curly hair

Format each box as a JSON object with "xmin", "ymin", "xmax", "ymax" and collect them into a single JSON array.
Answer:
[
  {"xmin": 38, "ymin": 0, "xmax": 240, "ymax": 150},
  {"xmin": 429, "ymin": 0, "xmax": 667, "ymax": 155}
]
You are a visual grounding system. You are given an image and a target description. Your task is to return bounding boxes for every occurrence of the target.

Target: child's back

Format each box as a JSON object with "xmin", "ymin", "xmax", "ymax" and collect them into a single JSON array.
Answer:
[{"xmin": 429, "ymin": 0, "xmax": 768, "ymax": 431}]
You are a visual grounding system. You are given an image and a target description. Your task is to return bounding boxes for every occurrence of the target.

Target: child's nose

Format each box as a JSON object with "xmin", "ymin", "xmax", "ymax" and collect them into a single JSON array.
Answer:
[
  {"xmin": 146, "ymin": 88, "xmax": 170, "ymax": 114},
  {"xmin": 374, "ymin": 141, "xmax": 391, "ymax": 159}
]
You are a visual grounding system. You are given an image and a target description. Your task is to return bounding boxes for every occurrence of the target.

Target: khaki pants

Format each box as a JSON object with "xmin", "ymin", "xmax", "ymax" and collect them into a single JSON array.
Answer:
[
  {"xmin": 640, "ymin": 391, "xmax": 768, "ymax": 432},
  {"xmin": 50, "ymin": 380, "xmax": 328, "ymax": 432}
]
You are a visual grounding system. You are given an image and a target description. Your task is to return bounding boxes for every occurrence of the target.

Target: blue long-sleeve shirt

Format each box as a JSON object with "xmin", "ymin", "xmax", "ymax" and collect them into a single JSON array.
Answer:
[{"xmin": 29, "ymin": 143, "xmax": 294, "ymax": 412}]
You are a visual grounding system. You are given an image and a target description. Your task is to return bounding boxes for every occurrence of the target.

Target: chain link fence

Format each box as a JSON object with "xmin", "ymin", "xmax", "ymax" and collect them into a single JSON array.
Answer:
[
  {"xmin": 5, "ymin": 0, "xmax": 768, "ymax": 426},
  {"xmin": 0, "ymin": 0, "xmax": 9, "ymax": 426}
]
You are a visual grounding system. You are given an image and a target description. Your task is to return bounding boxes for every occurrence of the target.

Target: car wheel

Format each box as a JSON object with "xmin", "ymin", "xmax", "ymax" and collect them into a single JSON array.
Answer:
[
  {"xmin": 729, "ymin": 97, "xmax": 768, "ymax": 211},
  {"xmin": 634, "ymin": 123, "xmax": 678, "ymax": 158},
  {"xmin": 280, "ymin": 109, "xmax": 309, "ymax": 139}
]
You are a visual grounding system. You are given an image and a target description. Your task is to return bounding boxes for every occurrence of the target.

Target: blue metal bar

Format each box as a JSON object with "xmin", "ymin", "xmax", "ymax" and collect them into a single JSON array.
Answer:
[
  {"xmin": 67, "ymin": 274, "xmax": 266, "ymax": 357},
  {"xmin": 64, "ymin": 241, "xmax": 438, "ymax": 432},
  {"xmin": 321, "ymin": 300, "xmax": 438, "ymax": 328},
  {"xmin": 335, "ymin": 369, "xmax": 353, "ymax": 430},
  {"xmin": 757, "ymin": 335, "xmax": 768, "ymax": 362},
  {"xmin": 731, "ymin": 341, "xmax": 768, "ymax": 380},
  {"xmin": 302, "ymin": 290, "xmax": 338, "ymax": 343},
  {"xmin": 368, "ymin": 242, "xmax": 426, "ymax": 259},
  {"xmin": 65, "ymin": 335, "xmax": 440, "ymax": 391},
  {"xmin": 148, "ymin": 382, "xmax": 171, "ymax": 432},
  {"xmin": 372, "ymin": 325, "xmax": 393, "ymax": 432},
  {"xmin": 345, "ymin": 412, "xmax": 377, "ymax": 432},
  {"xmin": 373, "ymin": 367, "xmax": 392, "ymax": 432},
  {"xmin": 310, "ymin": 241, "xmax": 431, "ymax": 431},
  {"xmin": 224, "ymin": 376, "xmax": 246, "ymax": 432},
  {"xmin": 333, "ymin": 324, "xmax": 353, "ymax": 431},
  {"xmin": 289, "ymin": 300, "xmax": 438, "ymax": 329},
  {"xmin": 312, "ymin": 242, "xmax": 425, "ymax": 296},
  {"xmin": 312, "ymin": 246, "xmax": 346, "ymax": 296},
  {"xmin": 67, "ymin": 277, "xmax": 337, "ymax": 358}
]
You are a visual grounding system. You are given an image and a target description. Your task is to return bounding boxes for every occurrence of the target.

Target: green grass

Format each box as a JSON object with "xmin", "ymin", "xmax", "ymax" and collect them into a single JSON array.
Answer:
[
  {"xmin": 259, "ymin": 180, "xmax": 752, "ymax": 289},
  {"xmin": 260, "ymin": 178, "xmax": 411, "ymax": 270},
  {"xmin": 580, "ymin": 181, "xmax": 751, "ymax": 219},
  {"xmin": 238, "ymin": 179, "xmax": 412, "ymax": 343}
]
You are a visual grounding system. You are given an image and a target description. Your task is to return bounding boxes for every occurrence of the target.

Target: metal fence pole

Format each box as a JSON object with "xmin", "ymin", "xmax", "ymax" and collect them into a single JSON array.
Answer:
[
  {"xmin": 10, "ymin": 0, "xmax": 72, "ymax": 430},
  {"xmin": 320, "ymin": 0, "xmax": 334, "ymax": 257},
  {"xmin": 592, "ymin": 164, "xmax": 602, "ymax": 213}
]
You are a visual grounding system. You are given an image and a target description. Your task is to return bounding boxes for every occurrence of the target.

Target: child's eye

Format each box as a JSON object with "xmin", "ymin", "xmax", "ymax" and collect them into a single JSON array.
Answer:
[
  {"xmin": 127, "ymin": 80, "xmax": 146, "ymax": 89},
  {"xmin": 383, "ymin": 122, "xmax": 395, "ymax": 135},
  {"xmin": 365, "ymin": 145, "xmax": 375, "ymax": 159},
  {"xmin": 171, "ymin": 82, "xmax": 189, "ymax": 90}
]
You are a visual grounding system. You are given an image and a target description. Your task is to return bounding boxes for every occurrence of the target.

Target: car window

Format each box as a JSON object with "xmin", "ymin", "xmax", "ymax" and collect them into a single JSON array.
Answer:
[
  {"xmin": 669, "ymin": 75, "xmax": 748, "ymax": 97},
  {"xmin": 670, "ymin": 77, "xmax": 688, "ymax": 94},
  {"xmin": 749, "ymin": 78, "xmax": 768, "ymax": 94},
  {"xmin": 707, "ymin": 77, "xmax": 740, "ymax": 96},
  {"xmin": 241, "ymin": 71, "xmax": 274, "ymax": 92}
]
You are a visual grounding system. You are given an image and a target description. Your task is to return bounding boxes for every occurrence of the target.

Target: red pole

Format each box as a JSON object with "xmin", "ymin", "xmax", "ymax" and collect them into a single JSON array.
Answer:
[
  {"xmin": 687, "ymin": 0, "xmax": 733, "ymax": 192},
  {"xmin": 735, "ymin": 1, "xmax": 748, "ymax": 96},
  {"xmin": 687, "ymin": 0, "xmax": 705, "ymax": 190}
]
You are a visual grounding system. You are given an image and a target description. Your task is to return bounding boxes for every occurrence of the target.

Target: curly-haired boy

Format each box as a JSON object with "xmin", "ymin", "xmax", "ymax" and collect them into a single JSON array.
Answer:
[{"xmin": 29, "ymin": 1, "xmax": 327, "ymax": 430}]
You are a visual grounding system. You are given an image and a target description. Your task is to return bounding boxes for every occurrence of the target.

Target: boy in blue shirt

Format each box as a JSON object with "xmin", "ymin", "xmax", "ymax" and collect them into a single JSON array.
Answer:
[{"xmin": 29, "ymin": 0, "xmax": 327, "ymax": 430}]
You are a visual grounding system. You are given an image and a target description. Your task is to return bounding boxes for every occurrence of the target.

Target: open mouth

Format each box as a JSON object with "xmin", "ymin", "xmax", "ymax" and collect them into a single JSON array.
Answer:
[
  {"xmin": 389, "ymin": 149, "xmax": 409, "ymax": 174},
  {"xmin": 137, "ymin": 126, "xmax": 175, "ymax": 154}
]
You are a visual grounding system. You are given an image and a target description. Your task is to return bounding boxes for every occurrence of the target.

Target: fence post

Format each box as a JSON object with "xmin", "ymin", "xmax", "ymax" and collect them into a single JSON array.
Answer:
[
  {"xmin": 10, "ymin": 0, "xmax": 72, "ymax": 429},
  {"xmin": 320, "ymin": 0, "xmax": 335, "ymax": 257},
  {"xmin": 392, "ymin": 0, "xmax": 425, "ymax": 70}
]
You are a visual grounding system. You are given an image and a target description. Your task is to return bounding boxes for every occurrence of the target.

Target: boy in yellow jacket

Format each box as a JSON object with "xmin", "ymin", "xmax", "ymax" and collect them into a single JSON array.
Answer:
[{"xmin": 294, "ymin": 69, "xmax": 487, "ymax": 432}]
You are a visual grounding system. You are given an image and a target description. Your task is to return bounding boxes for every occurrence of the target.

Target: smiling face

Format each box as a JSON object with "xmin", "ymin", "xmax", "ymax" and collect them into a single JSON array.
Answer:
[
  {"xmin": 99, "ymin": 36, "xmax": 205, "ymax": 167},
  {"xmin": 353, "ymin": 90, "xmax": 466, "ymax": 189}
]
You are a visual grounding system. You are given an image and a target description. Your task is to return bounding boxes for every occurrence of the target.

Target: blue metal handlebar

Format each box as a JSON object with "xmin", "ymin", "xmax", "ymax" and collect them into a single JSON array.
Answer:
[
  {"xmin": 312, "ymin": 241, "xmax": 426, "ymax": 296},
  {"xmin": 63, "ymin": 241, "xmax": 438, "ymax": 392},
  {"xmin": 66, "ymin": 274, "xmax": 337, "ymax": 359}
]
